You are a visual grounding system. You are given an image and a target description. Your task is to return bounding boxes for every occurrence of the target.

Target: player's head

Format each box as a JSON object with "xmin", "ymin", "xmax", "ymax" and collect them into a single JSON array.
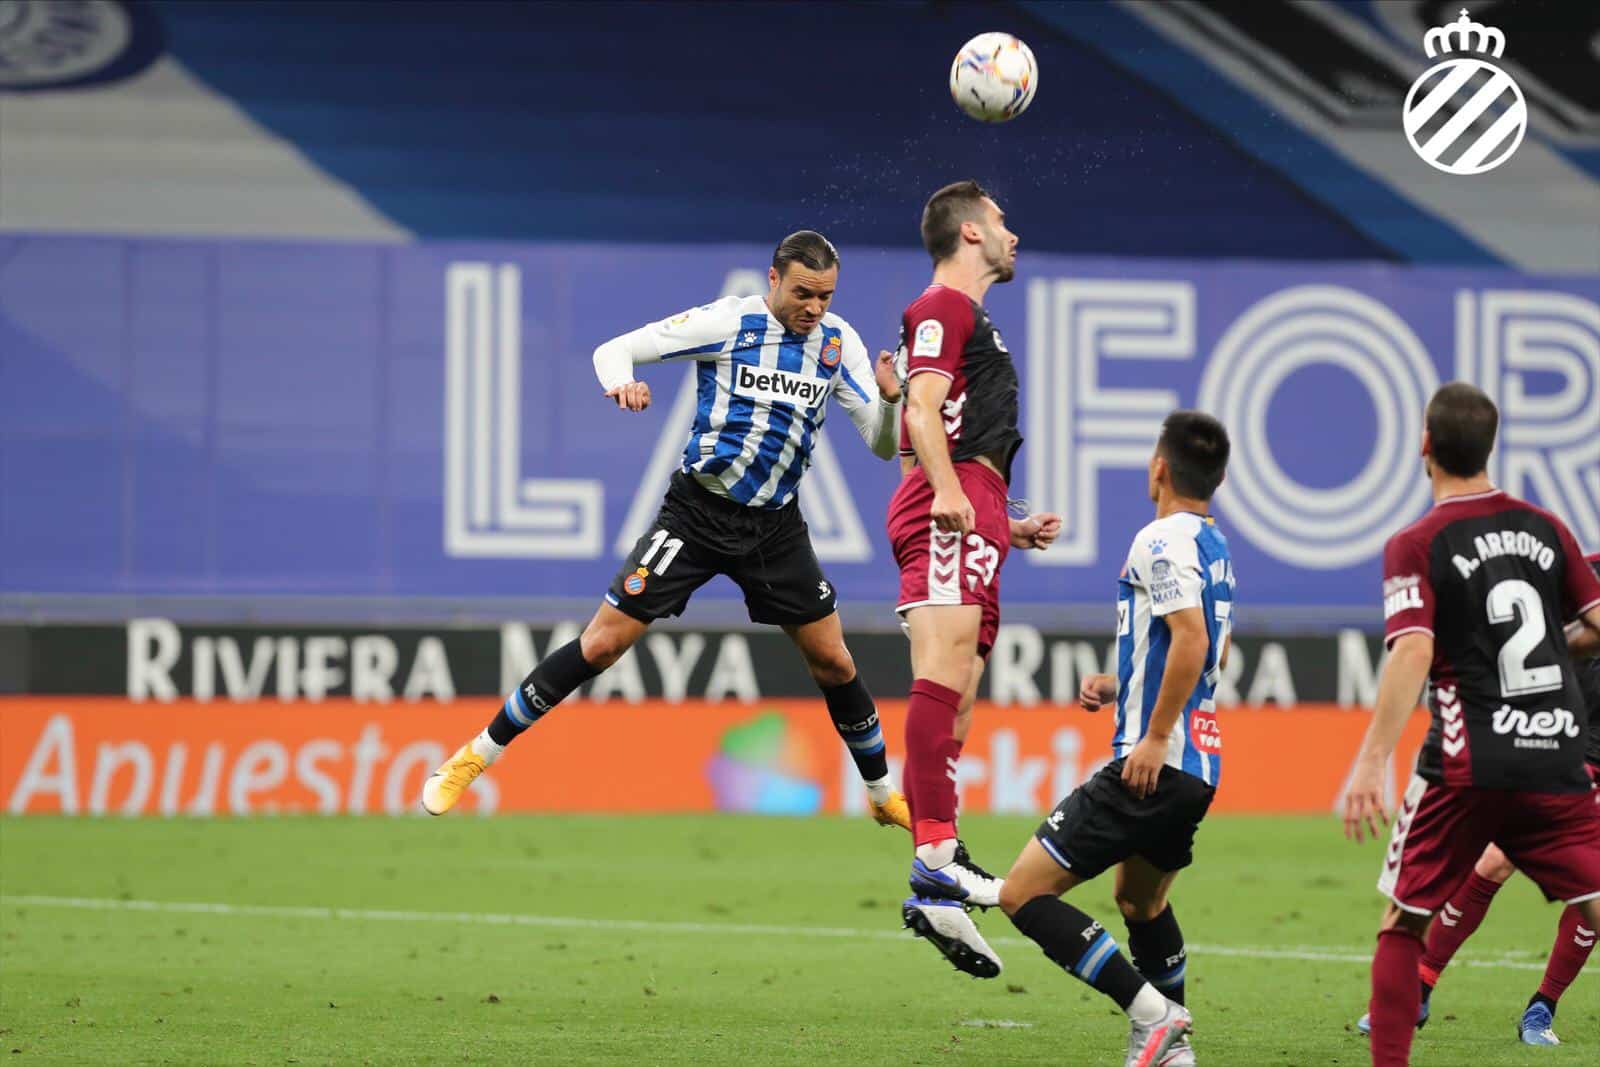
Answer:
[
  {"xmin": 1151, "ymin": 410, "xmax": 1230, "ymax": 504},
  {"xmin": 767, "ymin": 230, "xmax": 839, "ymax": 335},
  {"xmin": 921, "ymin": 180, "xmax": 1017, "ymax": 282},
  {"xmin": 1422, "ymin": 382, "xmax": 1498, "ymax": 479}
]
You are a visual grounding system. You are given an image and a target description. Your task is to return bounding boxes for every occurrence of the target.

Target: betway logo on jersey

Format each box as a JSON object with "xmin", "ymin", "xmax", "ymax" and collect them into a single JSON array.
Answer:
[
  {"xmin": 1383, "ymin": 575, "xmax": 1424, "ymax": 619},
  {"xmin": 733, "ymin": 365, "xmax": 828, "ymax": 408},
  {"xmin": 1492, "ymin": 704, "xmax": 1581, "ymax": 750}
]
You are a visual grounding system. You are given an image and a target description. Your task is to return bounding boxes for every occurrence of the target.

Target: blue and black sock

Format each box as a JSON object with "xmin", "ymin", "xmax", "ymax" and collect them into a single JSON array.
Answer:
[
  {"xmin": 821, "ymin": 674, "xmax": 889, "ymax": 785},
  {"xmin": 1127, "ymin": 904, "xmax": 1187, "ymax": 1005},
  {"xmin": 485, "ymin": 640, "xmax": 600, "ymax": 746},
  {"xmin": 1010, "ymin": 895, "xmax": 1148, "ymax": 1011}
]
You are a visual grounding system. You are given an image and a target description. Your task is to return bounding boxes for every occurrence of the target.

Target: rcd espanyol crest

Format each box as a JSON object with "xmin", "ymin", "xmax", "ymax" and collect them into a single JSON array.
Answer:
[{"xmin": 1402, "ymin": 10, "xmax": 1526, "ymax": 175}]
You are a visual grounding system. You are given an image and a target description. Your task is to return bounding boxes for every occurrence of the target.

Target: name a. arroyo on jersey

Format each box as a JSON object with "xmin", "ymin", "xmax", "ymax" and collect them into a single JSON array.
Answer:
[
  {"xmin": 1492, "ymin": 704, "xmax": 1582, "ymax": 750},
  {"xmin": 733, "ymin": 365, "xmax": 829, "ymax": 407},
  {"xmin": 1451, "ymin": 530, "xmax": 1557, "ymax": 578}
]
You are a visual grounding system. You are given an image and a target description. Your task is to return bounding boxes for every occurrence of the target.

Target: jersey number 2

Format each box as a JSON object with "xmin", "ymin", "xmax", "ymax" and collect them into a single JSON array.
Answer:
[{"xmin": 1486, "ymin": 579, "xmax": 1563, "ymax": 697}]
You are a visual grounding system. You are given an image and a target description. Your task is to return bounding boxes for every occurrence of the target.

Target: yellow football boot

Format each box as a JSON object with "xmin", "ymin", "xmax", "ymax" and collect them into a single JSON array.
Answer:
[
  {"xmin": 870, "ymin": 790, "xmax": 912, "ymax": 831},
  {"xmin": 421, "ymin": 743, "xmax": 488, "ymax": 815}
]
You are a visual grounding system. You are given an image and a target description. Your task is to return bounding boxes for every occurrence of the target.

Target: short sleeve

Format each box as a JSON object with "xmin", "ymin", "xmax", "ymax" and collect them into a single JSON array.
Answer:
[
  {"xmin": 1135, "ymin": 529, "xmax": 1205, "ymax": 617},
  {"xmin": 905, "ymin": 290, "xmax": 974, "ymax": 382},
  {"xmin": 636, "ymin": 297, "xmax": 738, "ymax": 361},
  {"xmin": 1554, "ymin": 522, "xmax": 1600, "ymax": 621},
  {"xmin": 1381, "ymin": 529, "xmax": 1435, "ymax": 647}
]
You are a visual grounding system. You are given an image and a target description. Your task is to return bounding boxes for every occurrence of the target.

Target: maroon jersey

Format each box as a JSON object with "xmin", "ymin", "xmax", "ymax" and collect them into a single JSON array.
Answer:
[
  {"xmin": 1583, "ymin": 553, "xmax": 1600, "ymax": 768},
  {"xmin": 895, "ymin": 284, "xmax": 1023, "ymax": 482},
  {"xmin": 1383, "ymin": 489, "xmax": 1600, "ymax": 792}
]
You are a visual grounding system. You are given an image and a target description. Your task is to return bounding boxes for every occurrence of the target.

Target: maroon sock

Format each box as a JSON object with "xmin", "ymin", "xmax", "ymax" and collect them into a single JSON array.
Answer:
[
  {"xmin": 1371, "ymin": 927, "xmax": 1424, "ymax": 1067},
  {"xmin": 1419, "ymin": 871, "xmax": 1503, "ymax": 986},
  {"xmin": 1536, "ymin": 905, "xmax": 1595, "ymax": 1004},
  {"xmin": 904, "ymin": 679, "xmax": 962, "ymax": 848}
]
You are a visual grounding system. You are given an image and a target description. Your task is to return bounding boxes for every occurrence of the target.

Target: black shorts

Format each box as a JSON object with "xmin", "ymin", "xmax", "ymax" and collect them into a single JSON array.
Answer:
[
  {"xmin": 605, "ymin": 472, "xmax": 838, "ymax": 627},
  {"xmin": 1034, "ymin": 759, "xmax": 1216, "ymax": 880}
]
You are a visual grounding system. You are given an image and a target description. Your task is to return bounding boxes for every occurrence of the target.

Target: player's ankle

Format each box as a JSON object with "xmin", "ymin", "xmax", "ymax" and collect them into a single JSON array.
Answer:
[
  {"xmin": 469, "ymin": 731, "xmax": 505, "ymax": 764},
  {"xmin": 1127, "ymin": 983, "xmax": 1167, "ymax": 1025},
  {"xmin": 916, "ymin": 839, "xmax": 958, "ymax": 868},
  {"xmin": 865, "ymin": 776, "xmax": 893, "ymax": 806}
]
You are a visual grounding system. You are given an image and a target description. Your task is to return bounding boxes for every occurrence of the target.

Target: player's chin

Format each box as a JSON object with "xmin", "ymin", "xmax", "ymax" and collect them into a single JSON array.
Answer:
[{"xmin": 993, "ymin": 263, "xmax": 1016, "ymax": 283}]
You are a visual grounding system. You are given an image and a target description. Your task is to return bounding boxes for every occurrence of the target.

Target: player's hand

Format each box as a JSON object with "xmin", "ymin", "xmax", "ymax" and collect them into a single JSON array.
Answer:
[
  {"xmin": 875, "ymin": 350, "xmax": 903, "ymax": 403},
  {"xmin": 1078, "ymin": 673, "xmax": 1116, "ymax": 712},
  {"xmin": 605, "ymin": 381, "xmax": 652, "ymax": 412},
  {"xmin": 1009, "ymin": 512, "xmax": 1062, "ymax": 550},
  {"xmin": 1121, "ymin": 735, "xmax": 1166, "ymax": 800},
  {"xmin": 931, "ymin": 486, "xmax": 975, "ymax": 535},
  {"xmin": 1342, "ymin": 755, "xmax": 1388, "ymax": 843}
]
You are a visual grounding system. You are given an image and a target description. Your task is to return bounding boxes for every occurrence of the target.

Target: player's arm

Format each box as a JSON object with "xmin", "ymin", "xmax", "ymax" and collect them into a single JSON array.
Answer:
[
  {"xmin": 1343, "ymin": 633, "xmax": 1432, "ymax": 842},
  {"xmin": 1121, "ymin": 533, "xmax": 1209, "ymax": 798},
  {"xmin": 902, "ymin": 299, "xmax": 977, "ymax": 533},
  {"xmin": 1122, "ymin": 606, "xmax": 1207, "ymax": 799},
  {"xmin": 1342, "ymin": 531, "xmax": 1437, "ymax": 842},
  {"xmin": 591, "ymin": 300, "xmax": 732, "ymax": 412},
  {"xmin": 1568, "ymin": 607, "xmax": 1600, "ymax": 659},
  {"xmin": 1555, "ymin": 540, "xmax": 1600, "ymax": 657},
  {"xmin": 904, "ymin": 373, "xmax": 972, "ymax": 534},
  {"xmin": 831, "ymin": 326, "xmax": 901, "ymax": 460}
]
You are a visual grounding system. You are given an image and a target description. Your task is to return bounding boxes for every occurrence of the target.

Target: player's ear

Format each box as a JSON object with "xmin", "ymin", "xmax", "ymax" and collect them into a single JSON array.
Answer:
[
  {"xmin": 960, "ymin": 218, "xmax": 983, "ymax": 246},
  {"xmin": 1420, "ymin": 427, "xmax": 1432, "ymax": 459},
  {"xmin": 768, "ymin": 266, "xmax": 780, "ymax": 291}
]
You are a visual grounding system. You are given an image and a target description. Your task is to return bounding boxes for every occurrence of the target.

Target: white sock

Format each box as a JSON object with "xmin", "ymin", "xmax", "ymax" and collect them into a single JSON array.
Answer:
[
  {"xmin": 864, "ymin": 775, "xmax": 893, "ymax": 806},
  {"xmin": 469, "ymin": 731, "xmax": 505, "ymax": 765},
  {"xmin": 915, "ymin": 838, "xmax": 957, "ymax": 868},
  {"xmin": 1127, "ymin": 983, "xmax": 1168, "ymax": 1025}
]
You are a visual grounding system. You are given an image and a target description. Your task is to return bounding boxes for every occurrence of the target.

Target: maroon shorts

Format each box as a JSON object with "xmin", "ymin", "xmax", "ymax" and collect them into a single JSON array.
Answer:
[
  {"xmin": 1378, "ymin": 773, "xmax": 1600, "ymax": 913},
  {"xmin": 887, "ymin": 460, "xmax": 1010, "ymax": 658}
]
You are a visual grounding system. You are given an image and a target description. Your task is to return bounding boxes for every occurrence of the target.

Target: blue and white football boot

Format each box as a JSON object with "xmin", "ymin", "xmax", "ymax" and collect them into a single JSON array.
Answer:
[
  {"xmin": 1518, "ymin": 1001, "xmax": 1560, "ymax": 1046},
  {"xmin": 901, "ymin": 896, "xmax": 1002, "ymax": 978}
]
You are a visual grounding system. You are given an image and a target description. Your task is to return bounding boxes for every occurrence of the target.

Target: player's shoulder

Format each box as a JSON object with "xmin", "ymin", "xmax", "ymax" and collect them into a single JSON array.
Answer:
[
  {"xmin": 1129, "ymin": 513, "xmax": 1202, "ymax": 559},
  {"xmin": 664, "ymin": 294, "xmax": 753, "ymax": 330},
  {"xmin": 820, "ymin": 309, "xmax": 863, "ymax": 341},
  {"xmin": 904, "ymin": 284, "xmax": 975, "ymax": 325}
]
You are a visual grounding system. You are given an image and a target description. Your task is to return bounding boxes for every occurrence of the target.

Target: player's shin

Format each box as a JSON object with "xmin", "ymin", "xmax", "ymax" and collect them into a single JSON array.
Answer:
[
  {"xmin": 1126, "ymin": 905, "xmax": 1187, "ymax": 1006},
  {"xmin": 483, "ymin": 639, "xmax": 601, "ymax": 753},
  {"xmin": 904, "ymin": 678, "xmax": 962, "ymax": 849},
  {"xmin": 1370, "ymin": 927, "xmax": 1425, "ymax": 1067},
  {"xmin": 822, "ymin": 675, "xmax": 892, "ymax": 798},
  {"xmin": 1534, "ymin": 904, "xmax": 1594, "ymax": 1008},
  {"xmin": 1418, "ymin": 871, "xmax": 1501, "ymax": 988},
  {"xmin": 1010, "ymin": 895, "xmax": 1163, "ymax": 1021}
]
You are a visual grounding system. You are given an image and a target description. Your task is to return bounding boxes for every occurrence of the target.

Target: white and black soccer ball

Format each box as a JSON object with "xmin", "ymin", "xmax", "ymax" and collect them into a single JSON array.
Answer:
[{"xmin": 949, "ymin": 32, "xmax": 1037, "ymax": 123}]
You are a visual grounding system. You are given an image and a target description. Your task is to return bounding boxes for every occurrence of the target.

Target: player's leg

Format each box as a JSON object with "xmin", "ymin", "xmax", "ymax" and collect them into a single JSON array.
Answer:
[
  {"xmin": 1359, "ymin": 841, "xmax": 1515, "ymax": 1034},
  {"xmin": 1371, "ymin": 903, "xmax": 1434, "ymax": 1067},
  {"xmin": 902, "ymin": 603, "xmax": 999, "ymax": 901},
  {"xmin": 421, "ymin": 506, "xmax": 716, "ymax": 815},
  {"xmin": 1000, "ymin": 842, "xmax": 1190, "ymax": 1067},
  {"xmin": 1419, "ymin": 844, "xmax": 1515, "ymax": 992},
  {"xmin": 1493, "ymin": 788, "xmax": 1600, "ymax": 1047},
  {"xmin": 781, "ymin": 612, "xmax": 907, "ymax": 829},
  {"xmin": 1517, "ymin": 904, "xmax": 1594, "ymax": 1046},
  {"xmin": 1369, "ymin": 775, "xmax": 1498, "ymax": 1067},
  {"xmin": 1115, "ymin": 856, "xmax": 1187, "ymax": 1005}
]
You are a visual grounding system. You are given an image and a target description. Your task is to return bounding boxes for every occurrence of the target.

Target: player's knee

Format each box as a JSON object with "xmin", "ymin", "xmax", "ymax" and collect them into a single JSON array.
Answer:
[
  {"xmin": 579, "ymin": 620, "xmax": 635, "ymax": 670},
  {"xmin": 805, "ymin": 645, "xmax": 856, "ymax": 688},
  {"xmin": 1113, "ymin": 891, "xmax": 1164, "ymax": 924},
  {"xmin": 1476, "ymin": 847, "xmax": 1515, "ymax": 882},
  {"xmin": 997, "ymin": 877, "xmax": 1037, "ymax": 917}
]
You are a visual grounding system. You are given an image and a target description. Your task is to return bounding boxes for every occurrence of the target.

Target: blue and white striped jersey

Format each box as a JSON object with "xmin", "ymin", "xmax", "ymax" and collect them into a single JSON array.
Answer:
[
  {"xmin": 593, "ymin": 294, "xmax": 899, "ymax": 508},
  {"xmin": 1113, "ymin": 512, "xmax": 1236, "ymax": 787}
]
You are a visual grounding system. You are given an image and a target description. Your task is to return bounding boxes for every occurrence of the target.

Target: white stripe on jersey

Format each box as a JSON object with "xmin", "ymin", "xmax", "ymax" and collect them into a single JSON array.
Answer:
[
  {"xmin": 713, "ymin": 315, "xmax": 781, "ymax": 497},
  {"xmin": 1119, "ymin": 584, "xmax": 1152, "ymax": 752},
  {"xmin": 748, "ymin": 329, "xmax": 825, "ymax": 507}
]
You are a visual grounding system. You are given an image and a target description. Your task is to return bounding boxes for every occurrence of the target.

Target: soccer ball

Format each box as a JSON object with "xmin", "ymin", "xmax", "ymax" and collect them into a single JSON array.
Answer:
[{"xmin": 949, "ymin": 32, "xmax": 1037, "ymax": 123}]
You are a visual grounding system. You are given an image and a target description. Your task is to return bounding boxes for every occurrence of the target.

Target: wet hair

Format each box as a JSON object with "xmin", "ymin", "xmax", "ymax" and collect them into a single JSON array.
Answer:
[
  {"xmin": 921, "ymin": 180, "xmax": 991, "ymax": 262},
  {"xmin": 1425, "ymin": 381, "xmax": 1498, "ymax": 477},
  {"xmin": 1158, "ymin": 410, "xmax": 1231, "ymax": 500},
  {"xmin": 772, "ymin": 230, "xmax": 839, "ymax": 275}
]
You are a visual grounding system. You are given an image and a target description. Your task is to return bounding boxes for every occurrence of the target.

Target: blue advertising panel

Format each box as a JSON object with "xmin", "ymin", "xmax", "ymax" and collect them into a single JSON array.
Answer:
[{"xmin": 2, "ymin": 235, "xmax": 1595, "ymax": 612}]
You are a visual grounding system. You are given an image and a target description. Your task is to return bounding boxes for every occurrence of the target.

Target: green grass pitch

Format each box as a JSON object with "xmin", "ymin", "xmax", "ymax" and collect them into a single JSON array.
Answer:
[{"xmin": 0, "ymin": 815, "xmax": 1593, "ymax": 1065}]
